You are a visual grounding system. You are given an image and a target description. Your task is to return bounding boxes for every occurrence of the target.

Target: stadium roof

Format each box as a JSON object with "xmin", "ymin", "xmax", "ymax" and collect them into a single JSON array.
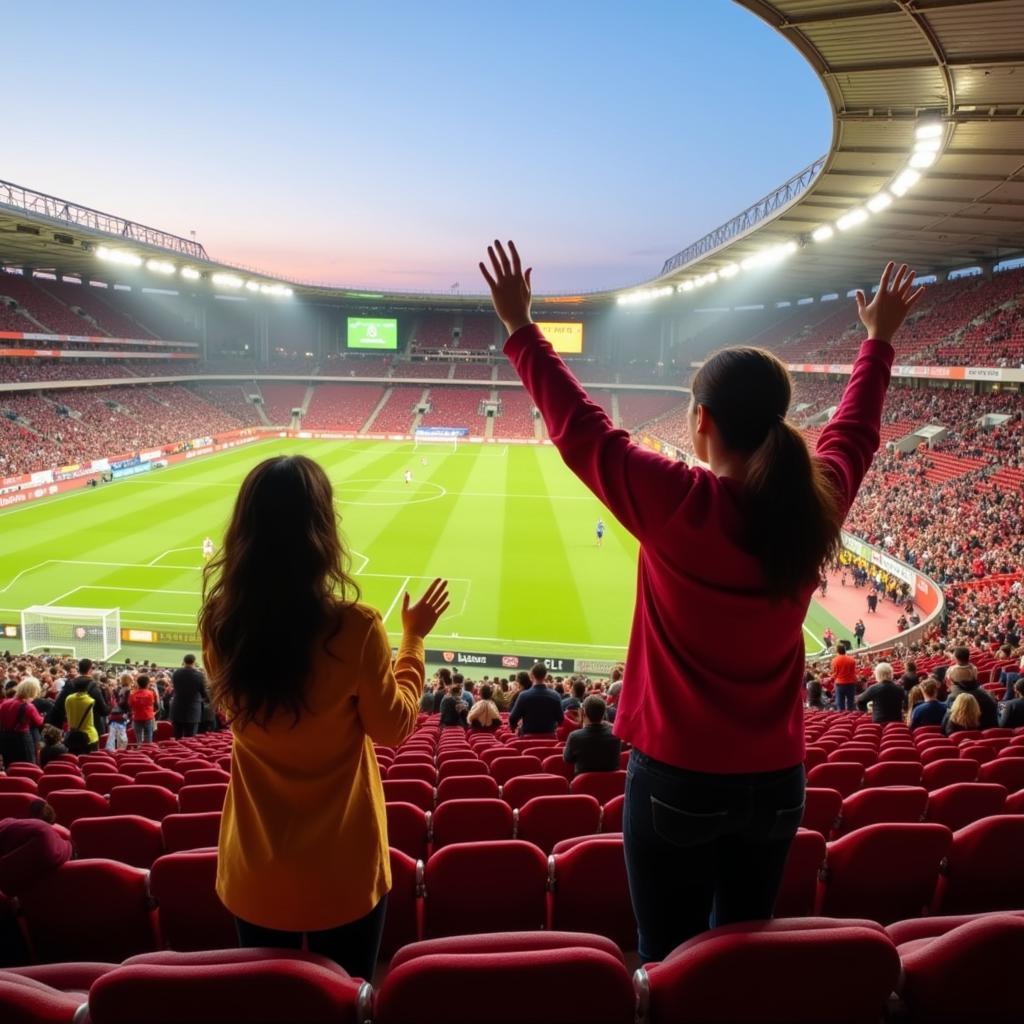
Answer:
[{"xmin": 2, "ymin": 0, "xmax": 1023, "ymax": 310}]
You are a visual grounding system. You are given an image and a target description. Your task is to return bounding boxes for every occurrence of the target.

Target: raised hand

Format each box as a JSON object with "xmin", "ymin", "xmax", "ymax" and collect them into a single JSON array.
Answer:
[
  {"xmin": 856, "ymin": 262, "xmax": 925, "ymax": 342},
  {"xmin": 401, "ymin": 578, "xmax": 450, "ymax": 639},
  {"xmin": 479, "ymin": 240, "xmax": 533, "ymax": 336}
]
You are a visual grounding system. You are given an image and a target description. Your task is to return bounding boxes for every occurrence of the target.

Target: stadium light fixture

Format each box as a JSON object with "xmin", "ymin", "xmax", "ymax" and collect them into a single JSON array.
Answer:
[
  {"xmin": 180, "ymin": 267, "xmax": 201, "ymax": 280},
  {"xmin": 812, "ymin": 225, "xmax": 834, "ymax": 243},
  {"xmin": 677, "ymin": 280, "xmax": 695, "ymax": 293},
  {"xmin": 617, "ymin": 285, "xmax": 674, "ymax": 305},
  {"xmin": 245, "ymin": 281, "xmax": 261, "ymax": 292},
  {"xmin": 211, "ymin": 272, "xmax": 243, "ymax": 289},
  {"xmin": 914, "ymin": 137, "xmax": 941, "ymax": 154},
  {"xmin": 718, "ymin": 263, "xmax": 739, "ymax": 278},
  {"xmin": 145, "ymin": 259, "xmax": 176, "ymax": 275},
  {"xmin": 890, "ymin": 168, "xmax": 922, "ymax": 196},
  {"xmin": 866, "ymin": 192, "xmax": 893, "ymax": 214},
  {"xmin": 836, "ymin": 208, "xmax": 869, "ymax": 231},
  {"xmin": 915, "ymin": 121, "xmax": 943, "ymax": 141},
  {"xmin": 909, "ymin": 149, "xmax": 938, "ymax": 169},
  {"xmin": 96, "ymin": 246, "xmax": 143, "ymax": 267}
]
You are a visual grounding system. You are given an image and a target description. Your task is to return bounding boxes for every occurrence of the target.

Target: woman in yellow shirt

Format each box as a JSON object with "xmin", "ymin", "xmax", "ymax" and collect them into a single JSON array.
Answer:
[{"xmin": 199, "ymin": 454, "xmax": 448, "ymax": 978}]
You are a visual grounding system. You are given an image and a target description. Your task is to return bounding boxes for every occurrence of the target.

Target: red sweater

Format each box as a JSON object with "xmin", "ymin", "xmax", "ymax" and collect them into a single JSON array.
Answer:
[{"xmin": 505, "ymin": 324, "xmax": 893, "ymax": 773}]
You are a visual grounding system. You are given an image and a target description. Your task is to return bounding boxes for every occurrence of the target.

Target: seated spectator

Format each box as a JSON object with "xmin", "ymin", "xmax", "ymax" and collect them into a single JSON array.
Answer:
[
  {"xmin": 855, "ymin": 662, "xmax": 906, "ymax": 723},
  {"xmin": 0, "ymin": 678, "xmax": 44, "ymax": 767},
  {"xmin": 438, "ymin": 684, "xmax": 467, "ymax": 728},
  {"xmin": 1000, "ymin": 657, "xmax": 1024, "ymax": 701},
  {"xmin": 466, "ymin": 683, "xmax": 501, "ymax": 731},
  {"xmin": 999, "ymin": 678, "xmax": 1024, "ymax": 729},
  {"xmin": 909, "ymin": 678, "xmax": 947, "ymax": 730},
  {"xmin": 508, "ymin": 663, "xmax": 563, "ymax": 736},
  {"xmin": 563, "ymin": 696, "xmax": 621, "ymax": 775},
  {"xmin": 605, "ymin": 679, "xmax": 622, "ymax": 723},
  {"xmin": 806, "ymin": 677, "xmax": 826, "ymax": 710},
  {"xmin": 900, "ymin": 660, "xmax": 920, "ymax": 693},
  {"xmin": 943, "ymin": 692, "xmax": 981, "ymax": 735},
  {"xmin": 38, "ymin": 724, "xmax": 69, "ymax": 766}
]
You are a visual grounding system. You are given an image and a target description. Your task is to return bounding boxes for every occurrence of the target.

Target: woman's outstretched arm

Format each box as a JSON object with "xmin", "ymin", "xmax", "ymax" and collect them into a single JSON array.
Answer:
[{"xmin": 480, "ymin": 241, "xmax": 693, "ymax": 541}]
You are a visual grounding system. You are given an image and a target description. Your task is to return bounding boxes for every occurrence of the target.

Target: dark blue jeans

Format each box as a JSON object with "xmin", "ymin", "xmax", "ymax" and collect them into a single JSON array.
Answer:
[
  {"xmin": 835, "ymin": 683, "xmax": 857, "ymax": 711},
  {"xmin": 623, "ymin": 749, "xmax": 805, "ymax": 962},
  {"xmin": 235, "ymin": 895, "xmax": 387, "ymax": 980}
]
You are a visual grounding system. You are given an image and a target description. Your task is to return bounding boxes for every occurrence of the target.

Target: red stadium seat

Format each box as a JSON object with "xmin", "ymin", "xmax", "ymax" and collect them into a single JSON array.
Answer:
[
  {"xmin": 818, "ymin": 823, "xmax": 952, "ymax": 924},
  {"xmin": 182, "ymin": 768, "xmax": 231, "ymax": 787},
  {"xmin": 548, "ymin": 835, "xmax": 636, "ymax": 949},
  {"xmin": 387, "ymin": 763, "xmax": 437, "ymax": 785},
  {"xmin": 84, "ymin": 773, "xmax": 135, "ymax": 796},
  {"xmin": 775, "ymin": 828, "xmax": 827, "ymax": 918},
  {"xmin": 177, "ymin": 783, "xmax": 227, "ymax": 814},
  {"xmin": 0, "ymin": 775, "xmax": 37, "ymax": 794},
  {"xmin": 434, "ymin": 759, "xmax": 486, "ymax": 781},
  {"xmin": 6, "ymin": 764, "xmax": 42, "ymax": 780},
  {"xmin": 602, "ymin": 794, "xmax": 624, "ymax": 833},
  {"xmin": 541, "ymin": 753, "xmax": 575, "ymax": 780},
  {"xmin": 422, "ymin": 840, "xmax": 548, "ymax": 938},
  {"xmin": 1005, "ymin": 789, "xmax": 1024, "ymax": 815},
  {"xmin": 933, "ymin": 815, "xmax": 1024, "ymax": 915},
  {"xmin": 382, "ymin": 779, "xmax": 434, "ymax": 812},
  {"xmin": 18, "ymin": 860, "xmax": 158, "ymax": 962},
  {"xmin": 827, "ymin": 748, "xmax": 876, "ymax": 768},
  {"xmin": 977, "ymin": 757, "xmax": 1024, "ymax": 791},
  {"xmin": 109, "ymin": 785, "xmax": 178, "ymax": 822},
  {"xmin": 0, "ymin": 792, "xmax": 40, "ymax": 819},
  {"xmin": 836, "ymin": 786, "xmax": 928, "ymax": 836},
  {"xmin": 430, "ymin": 798, "xmax": 513, "ymax": 849},
  {"xmin": 44, "ymin": 789, "xmax": 110, "ymax": 828},
  {"xmin": 635, "ymin": 918, "xmax": 900, "ymax": 1024},
  {"xmin": 384, "ymin": 802, "xmax": 431, "ymax": 861},
  {"xmin": 36, "ymin": 776, "xmax": 85, "ymax": 800},
  {"xmin": 925, "ymin": 782, "xmax": 1008, "ymax": 832},
  {"xmin": 569, "ymin": 771, "xmax": 627, "ymax": 804},
  {"xmin": 380, "ymin": 847, "xmax": 419, "ymax": 960},
  {"xmin": 70, "ymin": 815, "xmax": 163, "ymax": 869},
  {"xmin": 160, "ymin": 812, "xmax": 222, "ymax": 853},
  {"xmin": 502, "ymin": 773, "xmax": 569, "ymax": 809},
  {"xmin": 800, "ymin": 787, "xmax": 842, "ymax": 839},
  {"xmin": 149, "ymin": 849, "xmax": 237, "ymax": 952},
  {"xmin": 374, "ymin": 933, "xmax": 634, "ymax": 1024},
  {"xmin": 922, "ymin": 758, "xmax": 978, "ymax": 790},
  {"xmin": 134, "ymin": 770, "xmax": 185, "ymax": 793},
  {"xmin": 806, "ymin": 762, "xmax": 864, "ymax": 798},
  {"xmin": 861, "ymin": 761, "xmax": 923, "ymax": 788},
  {"xmin": 0, "ymin": 963, "xmax": 113, "ymax": 1024},
  {"xmin": 434, "ymin": 775, "xmax": 499, "ymax": 804},
  {"xmin": 491, "ymin": 755, "xmax": 544, "ymax": 786},
  {"xmin": 515, "ymin": 794, "xmax": 602, "ymax": 854}
]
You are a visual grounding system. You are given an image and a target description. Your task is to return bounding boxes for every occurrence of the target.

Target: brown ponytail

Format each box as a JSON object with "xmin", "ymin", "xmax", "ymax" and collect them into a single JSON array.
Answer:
[{"xmin": 692, "ymin": 348, "xmax": 843, "ymax": 600}]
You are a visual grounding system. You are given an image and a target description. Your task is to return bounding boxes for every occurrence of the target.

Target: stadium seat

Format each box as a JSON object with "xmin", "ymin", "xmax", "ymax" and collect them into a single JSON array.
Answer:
[
  {"xmin": 387, "ymin": 763, "xmax": 437, "ymax": 785},
  {"xmin": 602, "ymin": 794, "xmax": 624, "ymax": 833},
  {"xmin": 149, "ymin": 849, "xmax": 237, "ymax": 952},
  {"xmin": 70, "ymin": 815, "xmax": 163, "ymax": 869},
  {"xmin": 84, "ymin": 949, "xmax": 365, "ymax": 1024},
  {"xmin": 109, "ymin": 785, "xmax": 178, "ymax": 822},
  {"xmin": 919, "ymin": 745, "xmax": 960, "ymax": 765},
  {"xmin": 836, "ymin": 786, "xmax": 928, "ymax": 836},
  {"xmin": 382, "ymin": 779, "xmax": 434, "ymax": 812},
  {"xmin": 876, "ymin": 746, "xmax": 920, "ymax": 763},
  {"xmin": 490, "ymin": 755, "xmax": 544, "ymax": 786},
  {"xmin": 924, "ymin": 782, "xmax": 1008, "ymax": 832},
  {"xmin": 45, "ymin": 789, "xmax": 110, "ymax": 828},
  {"xmin": 977, "ymin": 757, "xmax": 1024, "ymax": 791},
  {"xmin": 0, "ymin": 776, "xmax": 37, "ymax": 794},
  {"xmin": 635, "ymin": 918, "xmax": 900, "ymax": 1024},
  {"xmin": 134, "ymin": 770, "xmax": 185, "ymax": 793},
  {"xmin": 384, "ymin": 802, "xmax": 431, "ymax": 861},
  {"xmin": 861, "ymin": 761, "xmax": 923, "ymax": 787},
  {"xmin": 570, "ymin": 771, "xmax": 627, "ymax": 804},
  {"xmin": 827, "ymin": 748, "xmax": 875, "ymax": 768},
  {"xmin": 6, "ymin": 765, "xmax": 42, "ymax": 780},
  {"xmin": 818, "ymin": 822, "xmax": 952, "ymax": 924},
  {"xmin": 800, "ymin": 787, "xmax": 842, "ymax": 838},
  {"xmin": 0, "ymin": 793, "xmax": 40, "ymax": 819},
  {"xmin": 805, "ymin": 762, "xmax": 863, "ymax": 797},
  {"xmin": 84, "ymin": 773, "xmax": 134, "ymax": 797},
  {"xmin": 933, "ymin": 815, "xmax": 1024, "ymax": 915},
  {"xmin": 924, "ymin": 758, "xmax": 981, "ymax": 790},
  {"xmin": 430, "ymin": 798, "xmax": 513, "ymax": 848},
  {"xmin": 36, "ymin": 776, "xmax": 85, "ymax": 800},
  {"xmin": 177, "ymin": 783, "xmax": 228, "ymax": 814},
  {"xmin": 422, "ymin": 840, "xmax": 548, "ymax": 938},
  {"xmin": 18, "ymin": 860, "xmax": 158, "ymax": 962},
  {"xmin": 182, "ymin": 768, "xmax": 231, "ymax": 787},
  {"xmin": 41, "ymin": 762, "xmax": 81, "ymax": 777},
  {"xmin": 374, "ymin": 933, "xmax": 634, "ymax": 1024},
  {"xmin": 160, "ymin": 811, "xmax": 222, "ymax": 853},
  {"xmin": 548, "ymin": 834, "xmax": 636, "ymax": 949},
  {"xmin": 0, "ymin": 963, "xmax": 113, "ymax": 1024},
  {"xmin": 502, "ymin": 773, "xmax": 569, "ymax": 809},
  {"xmin": 1005, "ymin": 789, "xmax": 1024, "ymax": 815},
  {"xmin": 892, "ymin": 913, "xmax": 1024, "ymax": 1023},
  {"xmin": 380, "ymin": 848, "xmax": 419, "ymax": 960},
  {"xmin": 515, "ymin": 794, "xmax": 602, "ymax": 854},
  {"xmin": 434, "ymin": 775, "xmax": 498, "ymax": 804},
  {"xmin": 775, "ymin": 828, "xmax": 827, "ymax": 918},
  {"xmin": 541, "ymin": 753, "xmax": 575, "ymax": 780}
]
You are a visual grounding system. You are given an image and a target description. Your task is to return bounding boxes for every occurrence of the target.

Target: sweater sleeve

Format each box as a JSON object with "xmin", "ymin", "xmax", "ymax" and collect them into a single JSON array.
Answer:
[
  {"xmin": 504, "ymin": 324, "xmax": 695, "ymax": 541},
  {"xmin": 356, "ymin": 613, "xmax": 424, "ymax": 747},
  {"xmin": 814, "ymin": 338, "xmax": 895, "ymax": 515}
]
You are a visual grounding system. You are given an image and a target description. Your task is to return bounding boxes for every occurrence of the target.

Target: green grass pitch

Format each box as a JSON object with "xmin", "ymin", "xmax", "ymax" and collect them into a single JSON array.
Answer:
[{"xmin": 0, "ymin": 439, "xmax": 848, "ymax": 665}]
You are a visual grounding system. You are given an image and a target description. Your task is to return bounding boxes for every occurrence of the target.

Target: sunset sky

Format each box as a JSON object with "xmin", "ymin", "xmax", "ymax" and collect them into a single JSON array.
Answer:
[{"xmin": 4, "ymin": 1, "xmax": 830, "ymax": 293}]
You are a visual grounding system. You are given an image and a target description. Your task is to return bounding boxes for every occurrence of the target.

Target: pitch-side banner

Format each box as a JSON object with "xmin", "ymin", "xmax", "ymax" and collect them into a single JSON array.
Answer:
[{"xmin": 785, "ymin": 361, "xmax": 1024, "ymax": 383}]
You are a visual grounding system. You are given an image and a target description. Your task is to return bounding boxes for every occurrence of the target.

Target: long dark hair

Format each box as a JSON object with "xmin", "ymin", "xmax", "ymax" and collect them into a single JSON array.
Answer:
[
  {"xmin": 199, "ymin": 455, "xmax": 360, "ymax": 727},
  {"xmin": 691, "ymin": 347, "xmax": 842, "ymax": 600}
]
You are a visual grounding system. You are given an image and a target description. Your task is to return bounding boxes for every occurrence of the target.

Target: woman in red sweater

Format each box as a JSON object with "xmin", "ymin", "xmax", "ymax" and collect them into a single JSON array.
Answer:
[{"xmin": 481, "ymin": 242, "xmax": 922, "ymax": 960}]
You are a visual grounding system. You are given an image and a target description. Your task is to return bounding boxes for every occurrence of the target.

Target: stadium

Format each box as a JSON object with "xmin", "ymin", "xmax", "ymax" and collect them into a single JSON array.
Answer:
[{"xmin": 1, "ymin": 0, "xmax": 1024, "ymax": 1021}]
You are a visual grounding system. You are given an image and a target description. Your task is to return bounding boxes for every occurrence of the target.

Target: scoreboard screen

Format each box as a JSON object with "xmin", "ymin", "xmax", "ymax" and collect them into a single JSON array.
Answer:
[
  {"xmin": 347, "ymin": 318, "xmax": 398, "ymax": 350},
  {"xmin": 536, "ymin": 321, "xmax": 583, "ymax": 354}
]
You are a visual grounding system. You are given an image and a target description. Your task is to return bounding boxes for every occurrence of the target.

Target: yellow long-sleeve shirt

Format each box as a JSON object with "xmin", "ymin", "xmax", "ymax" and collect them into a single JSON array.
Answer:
[{"xmin": 208, "ymin": 602, "xmax": 424, "ymax": 932}]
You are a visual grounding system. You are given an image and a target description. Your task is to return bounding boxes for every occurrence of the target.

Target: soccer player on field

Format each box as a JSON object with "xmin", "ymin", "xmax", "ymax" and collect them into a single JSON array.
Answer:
[
  {"xmin": 202, "ymin": 537, "xmax": 215, "ymax": 561},
  {"xmin": 596, "ymin": 518, "xmax": 605, "ymax": 547},
  {"xmin": 403, "ymin": 470, "xmax": 412, "ymax": 485}
]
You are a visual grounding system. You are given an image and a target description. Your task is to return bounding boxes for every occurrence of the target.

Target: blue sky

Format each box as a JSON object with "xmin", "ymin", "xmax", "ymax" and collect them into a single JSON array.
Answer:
[{"xmin": 4, "ymin": 1, "xmax": 830, "ymax": 292}]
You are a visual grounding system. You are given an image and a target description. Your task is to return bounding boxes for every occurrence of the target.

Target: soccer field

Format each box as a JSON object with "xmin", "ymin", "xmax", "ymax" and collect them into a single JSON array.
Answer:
[{"xmin": 0, "ymin": 439, "xmax": 843, "ymax": 665}]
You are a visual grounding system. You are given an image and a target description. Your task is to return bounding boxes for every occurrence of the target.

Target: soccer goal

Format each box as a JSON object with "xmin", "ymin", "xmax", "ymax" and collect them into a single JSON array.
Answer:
[
  {"xmin": 21, "ymin": 606, "xmax": 121, "ymax": 661},
  {"xmin": 413, "ymin": 432, "xmax": 460, "ymax": 454}
]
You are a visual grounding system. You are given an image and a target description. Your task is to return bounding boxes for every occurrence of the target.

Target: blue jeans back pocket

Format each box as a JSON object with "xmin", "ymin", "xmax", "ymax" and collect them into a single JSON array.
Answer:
[{"xmin": 650, "ymin": 796, "xmax": 730, "ymax": 849}]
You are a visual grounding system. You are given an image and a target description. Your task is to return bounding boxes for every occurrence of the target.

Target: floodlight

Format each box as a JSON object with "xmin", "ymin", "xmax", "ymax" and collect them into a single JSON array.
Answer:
[
  {"xmin": 211, "ymin": 273, "xmax": 243, "ymax": 289},
  {"xmin": 96, "ymin": 246, "xmax": 143, "ymax": 267},
  {"xmin": 836, "ymin": 208, "xmax": 869, "ymax": 231},
  {"xmin": 245, "ymin": 281, "xmax": 261, "ymax": 292},
  {"xmin": 909, "ymin": 150, "xmax": 937, "ymax": 169},
  {"xmin": 890, "ymin": 169, "xmax": 921, "ymax": 196},
  {"xmin": 812, "ymin": 225, "xmax": 834, "ymax": 242},
  {"xmin": 145, "ymin": 259, "xmax": 175, "ymax": 275},
  {"xmin": 867, "ymin": 192, "xmax": 893, "ymax": 213},
  {"xmin": 719, "ymin": 263, "xmax": 739, "ymax": 278},
  {"xmin": 914, "ymin": 137, "xmax": 941, "ymax": 154},
  {"xmin": 181, "ymin": 267, "xmax": 201, "ymax": 280},
  {"xmin": 915, "ymin": 121, "xmax": 943, "ymax": 140}
]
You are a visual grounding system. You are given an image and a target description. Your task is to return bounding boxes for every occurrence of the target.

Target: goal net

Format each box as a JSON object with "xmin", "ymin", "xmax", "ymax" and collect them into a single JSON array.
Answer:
[{"xmin": 21, "ymin": 606, "xmax": 121, "ymax": 662}]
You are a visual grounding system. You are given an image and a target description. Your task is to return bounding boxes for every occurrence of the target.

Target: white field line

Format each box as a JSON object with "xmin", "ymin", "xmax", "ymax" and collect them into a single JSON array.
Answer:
[
  {"xmin": 147, "ymin": 547, "xmax": 200, "ymax": 566},
  {"xmin": 380, "ymin": 576, "xmax": 411, "ymax": 629},
  {"xmin": 802, "ymin": 624, "xmax": 826, "ymax": 656}
]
